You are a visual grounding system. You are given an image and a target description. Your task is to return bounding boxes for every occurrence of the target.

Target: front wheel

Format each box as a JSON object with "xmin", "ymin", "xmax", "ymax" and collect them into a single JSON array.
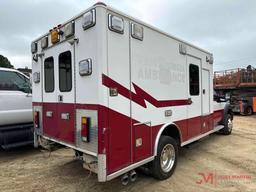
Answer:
[
  {"xmin": 150, "ymin": 136, "xmax": 178, "ymax": 180},
  {"xmin": 221, "ymin": 114, "xmax": 233, "ymax": 135}
]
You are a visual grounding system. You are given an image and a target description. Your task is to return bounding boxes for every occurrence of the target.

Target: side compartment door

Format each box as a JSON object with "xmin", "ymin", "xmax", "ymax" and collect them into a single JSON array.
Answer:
[
  {"xmin": 130, "ymin": 27, "xmax": 152, "ymax": 163},
  {"xmin": 106, "ymin": 13, "xmax": 131, "ymax": 173},
  {"xmin": 187, "ymin": 56, "xmax": 202, "ymax": 138}
]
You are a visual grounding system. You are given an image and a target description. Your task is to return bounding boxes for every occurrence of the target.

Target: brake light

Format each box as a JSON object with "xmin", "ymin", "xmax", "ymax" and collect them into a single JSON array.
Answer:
[
  {"xmin": 34, "ymin": 111, "xmax": 39, "ymax": 128},
  {"xmin": 81, "ymin": 117, "xmax": 90, "ymax": 142}
]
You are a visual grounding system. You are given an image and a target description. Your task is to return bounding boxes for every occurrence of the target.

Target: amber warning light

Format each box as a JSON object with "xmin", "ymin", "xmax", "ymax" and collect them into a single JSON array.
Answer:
[{"xmin": 50, "ymin": 28, "xmax": 59, "ymax": 44}]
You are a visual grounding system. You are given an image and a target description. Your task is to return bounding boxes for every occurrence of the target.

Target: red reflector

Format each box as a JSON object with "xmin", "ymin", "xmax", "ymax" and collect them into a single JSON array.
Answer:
[{"xmin": 34, "ymin": 111, "xmax": 39, "ymax": 128}]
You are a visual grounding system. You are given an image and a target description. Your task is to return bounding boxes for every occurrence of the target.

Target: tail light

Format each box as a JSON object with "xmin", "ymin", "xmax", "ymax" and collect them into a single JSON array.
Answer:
[
  {"xmin": 81, "ymin": 117, "xmax": 90, "ymax": 142},
  {"xmin": 34, "ymin": 111, "xmax": 40, "ymax": 128}
]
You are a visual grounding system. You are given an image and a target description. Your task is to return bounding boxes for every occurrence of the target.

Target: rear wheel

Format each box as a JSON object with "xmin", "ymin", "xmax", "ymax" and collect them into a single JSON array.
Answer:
[
  {"xmin": 150, "ymin": 136, "xmax": 178, "ymax": 180},
  {"xmin": 221, "ymin": 114, "xmax": 233, "ymax": 135},
  {"xmin": 244, "ymin": 107, "xmax": 253, "ymax": 116}
]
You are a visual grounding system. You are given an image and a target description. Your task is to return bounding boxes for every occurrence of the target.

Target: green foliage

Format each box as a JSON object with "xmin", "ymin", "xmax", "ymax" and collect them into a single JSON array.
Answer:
[{"xmin": 0, "ymin": 55, "xmax": 14, "ymax": 68}]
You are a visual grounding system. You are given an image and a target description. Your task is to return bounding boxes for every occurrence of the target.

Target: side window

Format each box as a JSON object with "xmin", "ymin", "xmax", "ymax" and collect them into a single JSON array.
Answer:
[
  {"xmin": 44, "ymin": 57, "xmax": 54, "ymax": 92},
  {"xmin": 59, "ymin": 51, "xmax": 72, "ymax": 92},
  {"xmin": 189, "ymin": 64, "xmax": 199, "ymax": 95},
  {"xmin": 0, "ymin": 71, "xmax": 31, "ymax": 93}
]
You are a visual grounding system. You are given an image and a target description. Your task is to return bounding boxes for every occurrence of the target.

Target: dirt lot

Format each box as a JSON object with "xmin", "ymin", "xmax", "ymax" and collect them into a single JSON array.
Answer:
[{"xmin": 0, "ymin": 115, "xmax": 255, "ymax": 192}]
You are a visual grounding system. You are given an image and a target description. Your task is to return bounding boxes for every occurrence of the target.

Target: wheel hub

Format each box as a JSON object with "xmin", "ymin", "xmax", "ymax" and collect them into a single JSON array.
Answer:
[{"xmin": 160, "ymin": 144, "xmax": 175, "ymax": 173}]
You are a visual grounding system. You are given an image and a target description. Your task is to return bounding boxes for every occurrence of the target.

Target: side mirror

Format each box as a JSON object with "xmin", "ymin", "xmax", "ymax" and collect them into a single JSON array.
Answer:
[{"xmin": 214, "ymin": 94, "xmax": 226, "ymax": 102}]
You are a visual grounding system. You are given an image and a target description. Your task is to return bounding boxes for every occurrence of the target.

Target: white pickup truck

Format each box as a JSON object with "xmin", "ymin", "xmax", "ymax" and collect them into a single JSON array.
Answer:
[{"xmin": 0, "ymin": 67, "xmax": 33, "ymax": 149}]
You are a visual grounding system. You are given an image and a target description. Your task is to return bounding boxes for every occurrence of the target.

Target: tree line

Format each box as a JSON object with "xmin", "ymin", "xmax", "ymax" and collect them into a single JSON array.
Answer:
[{"xmin": 0, "ymin": 55, "xmax": 14, "ymax": 68}]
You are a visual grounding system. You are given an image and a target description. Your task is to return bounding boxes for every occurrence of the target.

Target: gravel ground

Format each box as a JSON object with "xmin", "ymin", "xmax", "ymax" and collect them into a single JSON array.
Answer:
[{"xmin": 0, "ymin": 115, "xmax": 255, "ymax": 192}]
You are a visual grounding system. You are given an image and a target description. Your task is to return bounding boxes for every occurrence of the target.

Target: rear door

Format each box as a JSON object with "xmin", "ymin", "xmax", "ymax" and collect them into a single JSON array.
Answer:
[{"xmin": 42, "ymin": 42, "xmax": 76, "ymax": 144}]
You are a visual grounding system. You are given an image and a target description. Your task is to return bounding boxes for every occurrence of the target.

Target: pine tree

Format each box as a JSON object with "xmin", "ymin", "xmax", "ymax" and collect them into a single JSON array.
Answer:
[{"xmin": 0, "ymin": 55, "xmax": 14, "ymax": 68}]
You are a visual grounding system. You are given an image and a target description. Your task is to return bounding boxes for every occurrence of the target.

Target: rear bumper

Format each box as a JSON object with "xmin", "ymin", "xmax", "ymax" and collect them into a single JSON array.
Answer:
[{"xmin": 34, "ymin": 133, "xmax": 107, "ymax": 182}]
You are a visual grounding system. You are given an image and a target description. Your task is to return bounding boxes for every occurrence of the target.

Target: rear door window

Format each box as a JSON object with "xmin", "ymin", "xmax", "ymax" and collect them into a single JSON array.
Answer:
[
  {"xmin": 44, "ymin": 57, "xmax": 54, "ymax": 92},
  {"xmin": 59, "ymin": 51, "xmax": 72, "ymax": 92}
]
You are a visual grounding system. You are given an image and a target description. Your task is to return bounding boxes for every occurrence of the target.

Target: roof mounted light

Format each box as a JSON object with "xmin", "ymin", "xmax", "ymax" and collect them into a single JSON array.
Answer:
[
  {"xmin": 206, "ymin": 55, "xmax": 214, "ymax": 64},
  {"xmin": 31, "ymin": 42, "xmax": 37, "ymax": 54},
  {"xmin": 179, "ymin": 43, "xmax": 187, "ymax": 55},
  {"xmin": 50, "ymin": 28, "xmax": 59, "ymax": 44},
  {"xmin": 82, "ymin": 9, "xmax": 96, "ymax": 30},
  {"xmin": 79, "ymin": 59, "xmax": 92, "ymax": 76},
  {"xmin": 131, "ymin": 23, "xmax": 143, "ymax": 41},
  {"xmin": 64, "ymin": 21, "xmax": 75, "ymax": 38},
  {"xmin": 33, "ymin": 72, "xmax": 40, "ymax": 83},
  {"xmin": 41, "ymin": 36, "xmax": 48, "ymax": 49},
  {"xmin": 108, "ymin": 14, "xmax": 124, "ymax": 34}
]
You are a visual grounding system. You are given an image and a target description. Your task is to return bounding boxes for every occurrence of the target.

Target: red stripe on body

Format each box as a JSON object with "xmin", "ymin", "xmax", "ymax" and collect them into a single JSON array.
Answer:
[{"xmin": 102, "ymin": 74, "xmax": 190, "ymax": 108}]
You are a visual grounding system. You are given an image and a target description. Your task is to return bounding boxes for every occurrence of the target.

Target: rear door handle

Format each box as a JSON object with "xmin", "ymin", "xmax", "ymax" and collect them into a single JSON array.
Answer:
[
  {"xmin": 58, "ymin": 95, "xmax": 63, "ymax": 102},
  {"xmin": 188, "ymin": 98, "xmax": 193, "ymax": 105}
]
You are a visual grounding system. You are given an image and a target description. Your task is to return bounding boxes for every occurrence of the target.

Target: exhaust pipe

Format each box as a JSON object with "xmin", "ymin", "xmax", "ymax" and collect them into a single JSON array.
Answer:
[
  {"xmin": 121, "ymin": 173, "xmax": 129, "ymax": 185},
  {"xmin": 129, "ymin": 170, "xmax": 137, "ymax": 182}
]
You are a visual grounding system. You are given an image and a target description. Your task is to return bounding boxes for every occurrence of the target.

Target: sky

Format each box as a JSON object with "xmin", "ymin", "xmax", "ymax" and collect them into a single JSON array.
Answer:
[{"xmin": 0, "ymin": 0, "xmax": 256, "ymax": 71}]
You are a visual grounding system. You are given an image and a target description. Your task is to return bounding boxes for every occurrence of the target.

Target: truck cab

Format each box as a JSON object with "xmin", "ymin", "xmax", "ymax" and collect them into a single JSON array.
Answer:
[{"xmin": 0, "ymin": 67, "xmax": 33, "ymax": 149}]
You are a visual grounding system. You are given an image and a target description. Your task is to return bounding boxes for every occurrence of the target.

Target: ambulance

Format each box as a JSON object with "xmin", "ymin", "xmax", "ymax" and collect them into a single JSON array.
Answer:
[{"xmin": 32, "ymin": 2, "xmax": 233, "ymax": 184}]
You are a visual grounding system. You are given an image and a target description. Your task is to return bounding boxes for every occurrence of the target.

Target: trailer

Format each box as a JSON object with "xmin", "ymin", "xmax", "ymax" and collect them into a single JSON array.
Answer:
[
  {"xmin": 214, "ymin": 65, "xmax": 256, "ymax": 115},
  {"xmin": 31, "ymin": 3, "xmax": 232, "ymax": 183}
]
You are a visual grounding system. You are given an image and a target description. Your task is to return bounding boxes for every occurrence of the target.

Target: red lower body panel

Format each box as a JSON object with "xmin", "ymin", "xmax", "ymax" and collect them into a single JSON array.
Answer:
[
  {"xmin": 33, "ymin": 102, "xmax": 224, "ymax": 175},
  {"xmin": 42, "ymin": 103, "xmax": 75, "ymax": 144}
]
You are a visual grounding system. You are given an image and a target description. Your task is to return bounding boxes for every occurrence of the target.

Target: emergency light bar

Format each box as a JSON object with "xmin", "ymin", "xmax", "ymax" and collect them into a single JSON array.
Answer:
[
  {"xmin": 108, "ymin": 14, "xmax": 124, "ymax": 34},
  {"xmin": 82, "ymin": 9, "xmax": 96, "ymax": 30}
]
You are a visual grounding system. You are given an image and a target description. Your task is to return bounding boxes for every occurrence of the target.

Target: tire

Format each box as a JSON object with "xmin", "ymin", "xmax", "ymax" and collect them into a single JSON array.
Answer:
[
  {"xmin": 244, "ymin": 107, "xmax": 253, "ymax": 116},
  {"xmin": 150, "ymin": 136, "xmax": 178, "ymax": 180},
  {"xmin": 221, "ymin": 114, "xmax": 233, "ymax": 135}
]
